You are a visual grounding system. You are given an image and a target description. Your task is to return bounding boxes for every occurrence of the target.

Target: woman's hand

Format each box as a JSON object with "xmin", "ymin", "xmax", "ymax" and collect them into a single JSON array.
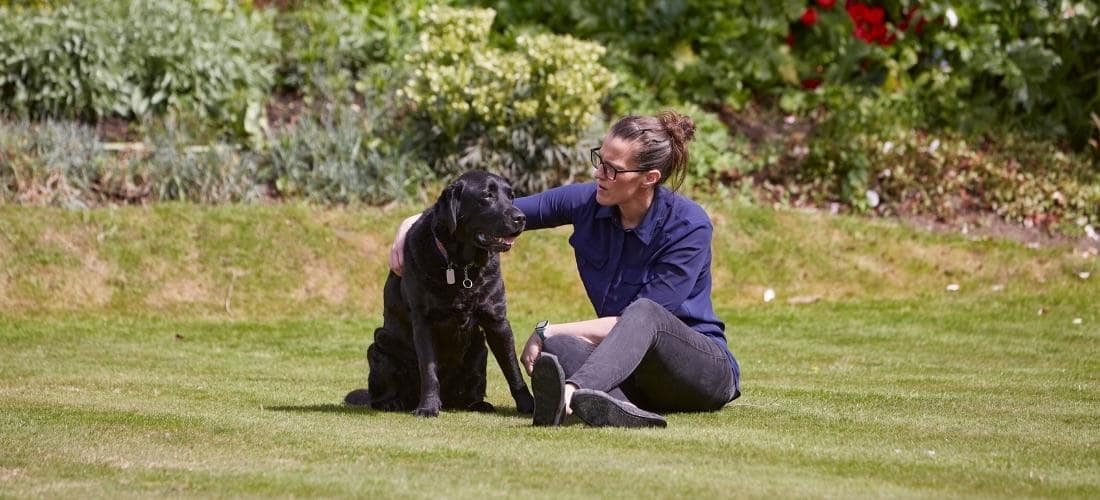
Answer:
[
  {"xmin": 520, "ymin": 332, "xmax": 543, "ymax": 376},
  {"xmin": 389, "ymin": 214, "xmax": 421, "ymax": 276}
]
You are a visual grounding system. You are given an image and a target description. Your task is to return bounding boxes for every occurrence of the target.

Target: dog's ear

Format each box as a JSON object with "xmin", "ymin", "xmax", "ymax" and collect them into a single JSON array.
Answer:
[{"xmin": 436, "ymin": 181, "xmax": 463, "ymax": 234}]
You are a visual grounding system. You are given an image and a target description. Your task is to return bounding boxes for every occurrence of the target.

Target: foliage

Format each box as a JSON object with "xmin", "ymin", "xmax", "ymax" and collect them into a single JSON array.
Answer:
[
  {"xmin": 273, "ymin": 0, "xmax": 415, "ymax": 100},
  {"xmin": 473, "ymin": 0, "xmax": 807, "ymax": 107},
  {"xmin": 264, "ymin": 104, "xmax": 430, "ymax": 205},
  {"xmin": 788, "ymin": 0, "xmax": 1100, "ymax": 149},
  {"xmin": 0, "ymin": 120, "xmax": 100, "ymax": 207},
  {"xmin": 0, "ymin": 0, "xmax": 278, "ymax": 136},
  {"xmin": 401, "ymin": 5, "xmax": 615, "ymax": 194},
  {"xmin": 0, "ymin": 118, "xmax": 262, "ymax": 206}
]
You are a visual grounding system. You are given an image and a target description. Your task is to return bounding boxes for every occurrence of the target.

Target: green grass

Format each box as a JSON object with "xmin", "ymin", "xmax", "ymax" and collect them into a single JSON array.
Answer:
[{"xmin": 1, "ymin": 202, "xmax": 1098, "ymax": 498}]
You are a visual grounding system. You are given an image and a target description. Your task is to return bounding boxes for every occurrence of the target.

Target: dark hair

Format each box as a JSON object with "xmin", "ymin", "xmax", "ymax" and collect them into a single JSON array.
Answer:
[{"xmin": 607, "ymin": 110, "xmax": 696, "ymax": 190}]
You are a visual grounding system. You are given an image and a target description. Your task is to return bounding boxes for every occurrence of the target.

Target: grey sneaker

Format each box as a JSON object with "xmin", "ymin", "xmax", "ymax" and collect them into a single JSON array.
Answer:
[
  {"xmin": 571, "ymin": 389, "xmax": 667, "ymax": 428},
  {"xmin": 531, "ymin": 353, "xmax": 566, "ymax": 426}
]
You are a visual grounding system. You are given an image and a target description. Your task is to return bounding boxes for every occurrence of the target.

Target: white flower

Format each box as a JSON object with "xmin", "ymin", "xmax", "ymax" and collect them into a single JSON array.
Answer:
[
  {"xmin": 946, "ymin": 8, "xmax": 958, "ymax": 27},
  {"xmin": 929, "ymin": 139, "xmax": 941, "ymax": 153},
  {"xmin": 1080, "ymin": 272, "xmax": 1091, "ymax": 280},
  {"xmin": 946, "ymin": 283, "xmax": 960, "ymax": 292},
  {"xmin": 1072, "ymin": 318, "xmax": 1083, "ymax": 325},
  {"xmin": 882, "ymin": 141, "xmax": 894, "ymax": 154},
  {"xmin": 763, "ymin": 289, "xmax": 776, "ymax": 303}
]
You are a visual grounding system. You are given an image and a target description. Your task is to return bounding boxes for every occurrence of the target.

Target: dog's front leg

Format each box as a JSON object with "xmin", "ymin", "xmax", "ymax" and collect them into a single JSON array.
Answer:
[
  {"xmin": 481, "ymin": 313, "xmax": 535, "ymax": 414},
  {"xmin": 410, "ymin": 318, "xmax": 442, "ymax": 417}
]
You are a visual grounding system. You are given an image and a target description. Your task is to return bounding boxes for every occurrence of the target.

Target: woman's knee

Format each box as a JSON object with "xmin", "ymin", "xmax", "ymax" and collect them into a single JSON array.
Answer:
[
  {"xmin": 623, "ymin": 297, "xmax": 664, "ymax": 319},
  {"xmin": 542, "ymin": 334, "xmax": 591, "ymax": 357}
]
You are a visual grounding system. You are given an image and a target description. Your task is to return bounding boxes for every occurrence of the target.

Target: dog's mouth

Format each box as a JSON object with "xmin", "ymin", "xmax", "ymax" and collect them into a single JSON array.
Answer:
[{"xmin": 476, "ymin": 230, "xmax": 522, "ymax": 251}]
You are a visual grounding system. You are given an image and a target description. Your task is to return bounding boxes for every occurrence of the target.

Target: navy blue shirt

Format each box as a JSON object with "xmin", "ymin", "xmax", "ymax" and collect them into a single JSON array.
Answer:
[{"xmin": 515, "ymin": 182, "xmax": 736, "ymax": 371}]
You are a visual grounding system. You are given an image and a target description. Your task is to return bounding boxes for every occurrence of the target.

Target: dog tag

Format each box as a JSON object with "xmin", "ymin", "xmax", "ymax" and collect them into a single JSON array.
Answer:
[{"xmin": 445, "ymin": 267, "xmax": 456, "ymax": 285}]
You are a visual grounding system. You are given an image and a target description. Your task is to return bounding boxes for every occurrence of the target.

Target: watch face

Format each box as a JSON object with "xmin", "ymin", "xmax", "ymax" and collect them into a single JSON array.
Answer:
[{"xmin": 536, "ymin": 320, "xmax": 549, "ymax": 330}]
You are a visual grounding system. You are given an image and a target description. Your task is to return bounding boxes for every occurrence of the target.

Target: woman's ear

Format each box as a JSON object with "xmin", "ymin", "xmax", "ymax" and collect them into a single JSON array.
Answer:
[{"xmin": 643, "ymin": 169, "xmax": 662, "ymax": 187}]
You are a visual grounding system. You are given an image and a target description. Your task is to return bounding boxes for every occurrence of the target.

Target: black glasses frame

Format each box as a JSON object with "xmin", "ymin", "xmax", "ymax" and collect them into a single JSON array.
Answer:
[{"xmin": 589, "ymin": 147, "xmax": 652, "ymax": 181}]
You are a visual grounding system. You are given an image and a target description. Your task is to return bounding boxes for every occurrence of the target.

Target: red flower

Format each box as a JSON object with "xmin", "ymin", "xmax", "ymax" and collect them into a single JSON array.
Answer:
[
  {"xmin": 816, "ymin": 0, "xmax": 836, "ymax": 8},
  {"xmin": 786, "ymin": 33, "xmax": 796, "ymax": 47},
  {"xmin": 800, "ymin": 7, "xmax": 818, "ymax": 26},
  {"xmin": 801, "ymin": 78, "xmax": 823, "ymax": 90},
  {"xmin": 847, "ymin": 2, "xmax": 893, "ymax": 46}
]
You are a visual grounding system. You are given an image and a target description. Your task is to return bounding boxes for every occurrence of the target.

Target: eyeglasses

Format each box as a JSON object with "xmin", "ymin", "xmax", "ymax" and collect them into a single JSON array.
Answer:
[{"xmin": 589, "ymin": 147, "xmax": 652, "ymax": 181}]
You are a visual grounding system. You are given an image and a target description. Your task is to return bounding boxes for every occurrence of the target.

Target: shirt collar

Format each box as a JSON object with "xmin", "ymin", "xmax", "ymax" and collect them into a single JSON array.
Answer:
[{"xmin": 594, "ymin": 185, "xmax": 669, "ymax": 245}]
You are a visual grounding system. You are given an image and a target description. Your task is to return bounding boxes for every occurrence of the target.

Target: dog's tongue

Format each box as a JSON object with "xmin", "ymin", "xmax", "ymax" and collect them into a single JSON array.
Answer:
[{"xmin": 497, "ymin": 236, "xmax": 517, "ymax": 246}]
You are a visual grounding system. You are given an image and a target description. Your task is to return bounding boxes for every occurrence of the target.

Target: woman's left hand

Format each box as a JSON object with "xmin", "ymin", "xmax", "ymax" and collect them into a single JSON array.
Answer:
[{"xmin": 520, "ymin": 332, "xmax": 542, "ymax": 376}]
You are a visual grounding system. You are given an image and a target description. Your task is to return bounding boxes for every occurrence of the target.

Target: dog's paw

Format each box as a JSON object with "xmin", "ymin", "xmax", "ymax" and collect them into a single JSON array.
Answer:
[
  {"xmin": 513, "ymin": 387, "xmax": 535, "ymax": 414},
  {"xmin": 344, "ymin": 388, "xmax": 371, "ymax": 407},
  {"xmin": 413, "ymin": 406, "xmax": 440, "ymax": 418},
  {"xmin": 467, "ymin": 401, "xmax": 496, "ymax": 413}
]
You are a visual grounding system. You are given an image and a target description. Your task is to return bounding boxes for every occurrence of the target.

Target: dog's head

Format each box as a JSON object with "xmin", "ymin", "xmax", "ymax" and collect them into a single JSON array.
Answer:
[{"xmin": 433, "ymin": 171, "xmax": 525, "ymax": 252}]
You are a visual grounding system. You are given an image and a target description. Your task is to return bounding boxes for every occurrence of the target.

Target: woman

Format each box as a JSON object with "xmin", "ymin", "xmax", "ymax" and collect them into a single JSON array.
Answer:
[{"xmin": 391, "ymin": 111, "xmax": 740, "ymax": 427}]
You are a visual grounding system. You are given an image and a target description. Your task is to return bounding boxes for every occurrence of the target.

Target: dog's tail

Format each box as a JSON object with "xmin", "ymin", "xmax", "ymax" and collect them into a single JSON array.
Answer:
[{"xmin": 344, "ymin": 388, "xmax": 371, "ymax": 406}]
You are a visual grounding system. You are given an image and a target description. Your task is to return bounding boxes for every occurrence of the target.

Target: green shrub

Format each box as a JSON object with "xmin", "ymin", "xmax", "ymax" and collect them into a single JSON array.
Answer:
[
  {"xmin": 473, "ymin": 0, "xmax": 806, "ymax": 107},
  {"xmin": 264, "ymin": 104, "xmax": 429, "ymax": 205},
  {"xmin": 0, "ymin": 0, "xmax": 278, "ymax": 136},
  {"xmin": 401, "ymin": 5, "xmax": 615, "ymax": 194},
  {"xmin": 274, "ymin": 1, "xmax": 392, "ymax": 98}
]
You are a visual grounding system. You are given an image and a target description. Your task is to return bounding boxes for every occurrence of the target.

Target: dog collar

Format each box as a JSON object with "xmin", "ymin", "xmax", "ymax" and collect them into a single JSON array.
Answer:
[{"xmin": 433, "ymin": 236, "xmax": 474, "ymax": 289}]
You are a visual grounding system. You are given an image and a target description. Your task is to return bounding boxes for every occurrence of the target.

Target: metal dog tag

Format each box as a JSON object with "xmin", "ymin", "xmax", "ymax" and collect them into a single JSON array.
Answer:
[{"xmin": 445, "ymin": 267, "xmax": 456, "ymax": 285}]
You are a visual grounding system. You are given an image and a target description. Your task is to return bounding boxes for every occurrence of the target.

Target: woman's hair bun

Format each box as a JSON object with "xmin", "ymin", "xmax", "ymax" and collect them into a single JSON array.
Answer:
[{"xmin": 657, "ymin": 110, "xmax": 695, "ymax": 146}]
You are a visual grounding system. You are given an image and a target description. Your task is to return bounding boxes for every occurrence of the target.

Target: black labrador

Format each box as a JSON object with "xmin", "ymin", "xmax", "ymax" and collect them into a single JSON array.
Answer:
[{"xmin": 345, "ymin": 171, "xmax": 535, "ymax": 417}]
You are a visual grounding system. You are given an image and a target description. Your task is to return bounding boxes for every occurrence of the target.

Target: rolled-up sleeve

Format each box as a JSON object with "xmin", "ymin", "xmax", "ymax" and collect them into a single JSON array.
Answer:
[{"xmin": 514, "ymin": 183, "xmax": 594, "ymax": 230}]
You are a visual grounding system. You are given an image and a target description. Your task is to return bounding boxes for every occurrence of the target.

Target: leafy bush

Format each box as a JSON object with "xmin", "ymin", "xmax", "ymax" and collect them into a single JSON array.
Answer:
[
  {"xmin": 401, "ymin": 5, "xmax": 615, "ymax": 194},
  {"xmin": 788, "ymin": 1, "xmax": 1100, "ymax": 149},
  {"xmin": 0, "ymin": 120, "xmax": 100, "ymax": 207},
  {"xmin": 264, "ymin": 104, "xmax": 429, "ymax": 205},
  {"xmin": 473, "ymin": 0, "xmax": 806, "ymax": 108},
  {"xmin": 0, "ymin": 118, "xmax": 264, "ymax": 206},
  {"xmin": 866, "ymin": 132, "xmax": 1100, "ymax": 231},
  {"xmin": 0, "ymin": 0, "xmax": 278, "ymax": 136},
  {"xmin": 274, "ymin": 1, "xmax": 394, "ymax": 98}
]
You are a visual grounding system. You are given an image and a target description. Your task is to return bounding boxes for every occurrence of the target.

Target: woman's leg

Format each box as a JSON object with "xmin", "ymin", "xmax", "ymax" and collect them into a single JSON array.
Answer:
[
  {"xmin": 566, "ymin": 298, "xmax": 737, "ymax": 413},
  {"xmin": 542, "ymin": 334, "xmax": 631, "ymax": 403}
]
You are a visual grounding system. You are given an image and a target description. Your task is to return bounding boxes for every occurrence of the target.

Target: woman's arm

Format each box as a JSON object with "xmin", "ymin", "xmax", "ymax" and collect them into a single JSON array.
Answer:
[{"xmin": 520, "ymin": 317, "xmax": 619, "ymax": 375}]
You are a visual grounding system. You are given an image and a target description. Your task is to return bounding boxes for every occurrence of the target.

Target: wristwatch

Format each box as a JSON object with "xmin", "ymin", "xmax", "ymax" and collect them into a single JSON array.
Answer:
[{"xmin": 534, "ymin": 320, "xmax": 549, "ymax": 342}]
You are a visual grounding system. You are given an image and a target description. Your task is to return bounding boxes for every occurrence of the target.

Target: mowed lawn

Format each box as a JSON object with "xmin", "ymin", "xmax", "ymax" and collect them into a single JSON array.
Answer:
[{"xmin": 0, "ymin": 203, "xmax": 1097, "ymax": 498}]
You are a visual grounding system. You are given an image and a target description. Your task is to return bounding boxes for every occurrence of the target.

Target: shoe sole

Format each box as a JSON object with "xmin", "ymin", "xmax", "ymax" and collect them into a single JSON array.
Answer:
[
  {"xmin": 531, "ymin": 354, "xmax": 565, "ymax": 426},
  {"xmin": 572, "ymin": 389, "xmax": 667, "ymax": 428}
]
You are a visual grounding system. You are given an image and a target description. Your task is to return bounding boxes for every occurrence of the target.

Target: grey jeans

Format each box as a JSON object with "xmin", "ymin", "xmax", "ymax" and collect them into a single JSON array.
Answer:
[{"xmin": 543, "ymin": 298, "xmax": 740, "ymax": 413}]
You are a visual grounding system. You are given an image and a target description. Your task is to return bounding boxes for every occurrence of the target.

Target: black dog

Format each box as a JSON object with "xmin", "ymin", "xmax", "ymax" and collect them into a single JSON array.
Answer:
[{"xmin": 345, "ymin": 171, "xmax": 534, "ymax": 417}]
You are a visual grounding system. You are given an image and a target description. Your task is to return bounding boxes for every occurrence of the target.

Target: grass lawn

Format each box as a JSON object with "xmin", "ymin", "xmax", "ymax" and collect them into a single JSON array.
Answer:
[{"xmin": 0, "ymin": 203, "xmax": 1097, "ymax": 498}]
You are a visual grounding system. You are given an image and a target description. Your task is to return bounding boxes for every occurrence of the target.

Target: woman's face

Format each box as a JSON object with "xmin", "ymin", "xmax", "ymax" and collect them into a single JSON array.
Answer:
[{"xmin": 593, "ymin": 136, "xmax": 655, "ymax": 207}]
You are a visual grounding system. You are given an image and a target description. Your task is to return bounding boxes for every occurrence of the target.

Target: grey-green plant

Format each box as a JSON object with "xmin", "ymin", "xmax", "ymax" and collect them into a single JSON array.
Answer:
[
  {"xmin": 265, "ymin": 104, "xmax": 429, "ymax": 205},
  {"xmin": 0, "ymin": 0, "xmax": 278, "ymax": 137}
]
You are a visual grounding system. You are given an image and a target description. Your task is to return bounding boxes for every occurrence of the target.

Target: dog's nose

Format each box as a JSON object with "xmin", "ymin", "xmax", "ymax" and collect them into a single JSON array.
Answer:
[{"xmin": 513, "ymin": 213, "xmax": 526, "ymax": 227}]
